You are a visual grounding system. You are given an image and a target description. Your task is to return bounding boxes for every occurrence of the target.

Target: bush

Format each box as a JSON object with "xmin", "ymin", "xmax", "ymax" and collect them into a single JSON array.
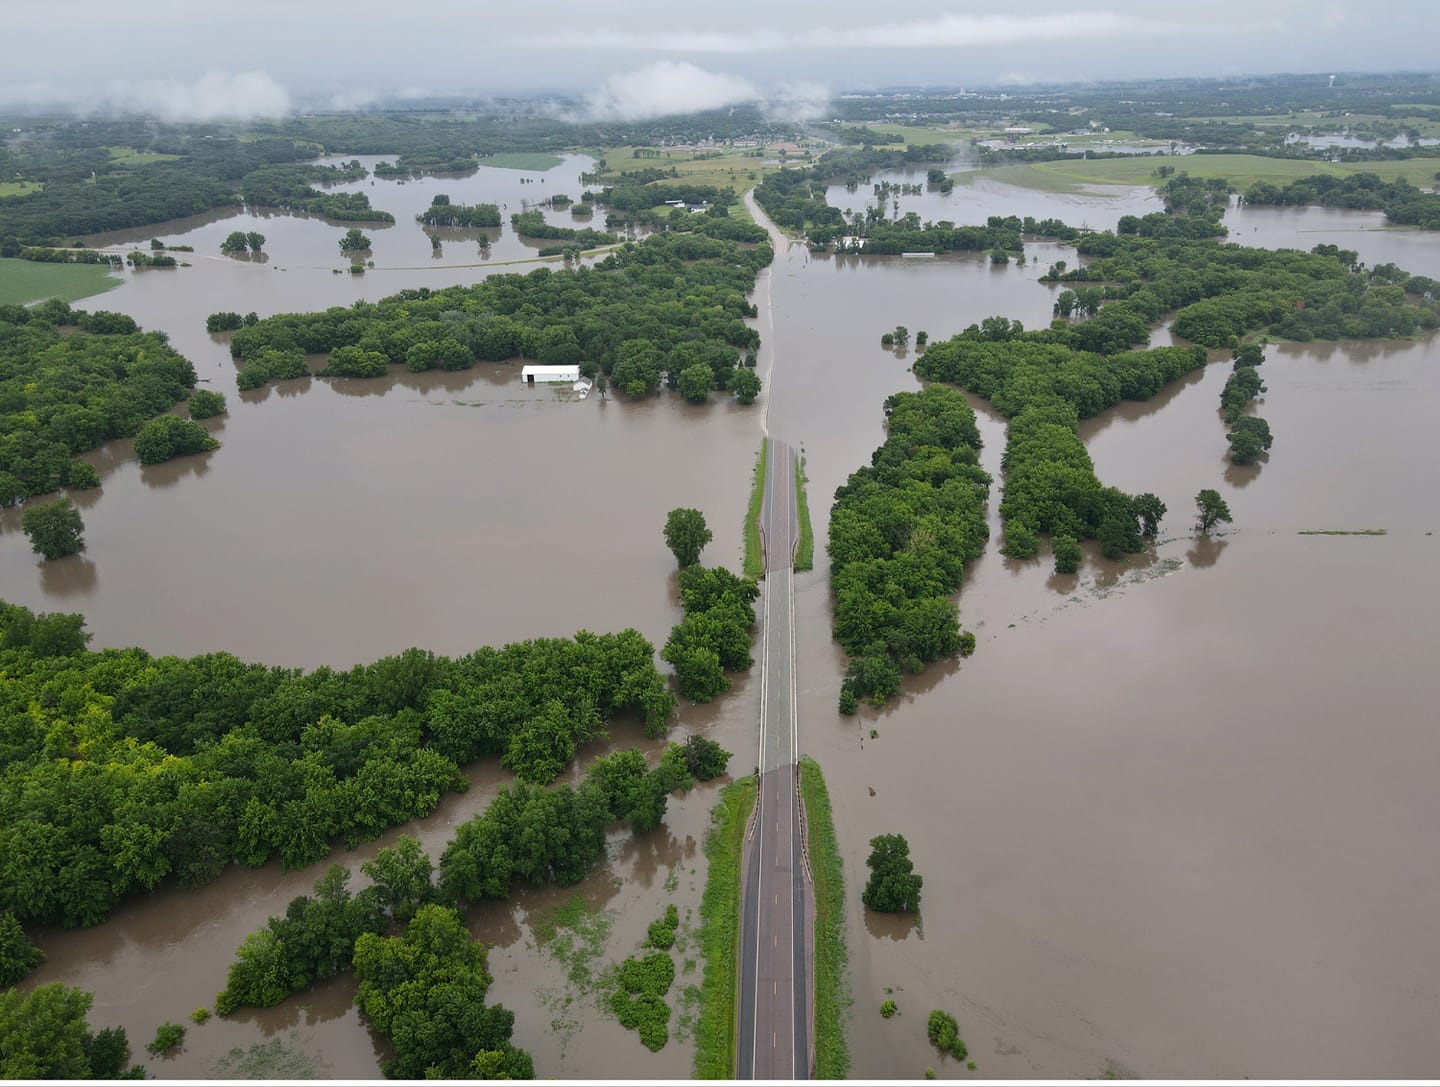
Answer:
[
  {"xmin": 187, "ymin": 390, "xmax": 227, "ymax": 419},
  {"xmin": 190, "ymin": 1007, "xmax": 210, "ymax": 1024},
  {"xmin": 880, "ymin": 999, "xmax": 897, "ymax": 1019},
  {"xmin": 838, "ymin": 687, "xmax": 858, "ymax": 715},
  {"xmin": 146, "ymin": 1022, "xmax": 185, "ymax": 1055},
  {"xmin": 646, "ymin": 904, "xmax": 680, "ymax": 950},
  {"xmin": 927, "ymin": 1009, "xmax": 966, "ymax": 1060}
]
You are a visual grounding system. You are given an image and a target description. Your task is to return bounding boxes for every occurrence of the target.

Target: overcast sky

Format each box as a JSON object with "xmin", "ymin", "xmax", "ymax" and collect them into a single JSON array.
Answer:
[{"xmin": 3, "ymin": 0, "xmax": 1437, "ymax": 121}]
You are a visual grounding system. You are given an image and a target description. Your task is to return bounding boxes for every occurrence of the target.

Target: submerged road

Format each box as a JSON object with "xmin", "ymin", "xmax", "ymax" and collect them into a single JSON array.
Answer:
[{"xmin": 737, "ymin": 438, "xmax": 809, "ymax": 1080}]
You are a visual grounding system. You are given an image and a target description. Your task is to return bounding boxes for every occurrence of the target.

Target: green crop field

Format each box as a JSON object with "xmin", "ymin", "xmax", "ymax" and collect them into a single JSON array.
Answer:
[
  {"xmin": 0, "ymin": 259, "xmax": 122, "ymax": 306},
  {"xmin": 478, "ymin": 152, "xmax": 565, "ymax": 171}
]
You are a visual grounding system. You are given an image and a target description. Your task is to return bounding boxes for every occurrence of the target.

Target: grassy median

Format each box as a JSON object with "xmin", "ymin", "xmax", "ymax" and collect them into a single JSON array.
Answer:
[
  {"xmin": 694, "ymin": 776, "xmax": 757, "ymax": 1079},
  {"xmin": 794, "ymin": 452, "xmax": 814, "ymax": 572},
  {"xmin": 800, "ymin": 757, "xmax": 850, "ymax": 1078},
  {"xmin": 743, "ymin": 437, "xmax": 768, "ymax": 579}
]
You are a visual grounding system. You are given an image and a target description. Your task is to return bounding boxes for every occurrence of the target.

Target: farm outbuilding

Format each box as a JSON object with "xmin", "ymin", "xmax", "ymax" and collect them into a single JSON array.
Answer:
[{"xmin": 521, "ymin": 364, "xmax": 581, "ymax": 384}]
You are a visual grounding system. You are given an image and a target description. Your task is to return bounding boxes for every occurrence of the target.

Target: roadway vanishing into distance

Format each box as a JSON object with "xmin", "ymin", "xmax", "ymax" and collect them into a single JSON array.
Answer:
[{"xmin": 737, "ymin": 437, "xmax": 810, "ymax": 1080}]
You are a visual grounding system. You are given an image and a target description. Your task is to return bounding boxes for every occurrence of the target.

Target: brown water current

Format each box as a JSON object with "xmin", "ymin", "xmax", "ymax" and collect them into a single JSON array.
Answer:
[{"xmin": 8, "ymin": 171, "xmax": 1440, "ymax": 1078}]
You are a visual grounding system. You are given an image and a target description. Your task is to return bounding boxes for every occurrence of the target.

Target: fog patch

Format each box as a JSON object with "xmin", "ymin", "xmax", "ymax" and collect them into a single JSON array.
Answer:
[
  {"xmin": 102, "ymin": 70, "xmax": 291, "ymax": 121},
  {"xmin": 765, "ymin": 81, "xmax": 830, "ymax": 123},
  {"xmin": 585, "ymin": 61, "xmax": 757, "ymax": 121}
]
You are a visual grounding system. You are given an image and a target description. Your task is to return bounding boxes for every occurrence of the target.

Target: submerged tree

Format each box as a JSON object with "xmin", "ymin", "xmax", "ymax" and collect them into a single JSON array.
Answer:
[
  {"xmin": 339, "ymin": 228, "xmax": 372, "ymax": 254},
  {"xmin": 663, "ymin": 508, "xmax": 712, "ymax": 569},
  {"xmin": 861, "ymin": 833, "xmax": 923, "ymax": 914},
  {"xmin": 21, "ymin": 498, "xmax": 85, "ymax": 560},
  {"xmin": 1195, "ymin": 489, "xmax": 1233, "ymax": 535}
]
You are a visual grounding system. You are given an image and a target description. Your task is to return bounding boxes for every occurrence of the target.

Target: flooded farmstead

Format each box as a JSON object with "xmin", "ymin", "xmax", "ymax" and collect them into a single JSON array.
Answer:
[{"xmin": 2, "ymin": 60, "xmax": 1440, "ymax": 1086}]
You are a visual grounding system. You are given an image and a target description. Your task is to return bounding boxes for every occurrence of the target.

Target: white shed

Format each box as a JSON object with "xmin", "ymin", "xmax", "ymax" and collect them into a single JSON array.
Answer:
[{"xmin": 521, "ymin": 364, "xmax": 581, "ymax": 384}]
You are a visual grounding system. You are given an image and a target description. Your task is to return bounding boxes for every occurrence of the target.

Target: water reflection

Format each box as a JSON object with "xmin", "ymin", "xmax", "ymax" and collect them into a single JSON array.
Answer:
[
  {"xmin": 864, "ymin": 908, "xmax": 919, "ymax": 942},
  {"xmin": 139, "ymin": 448, "xmax": 217, "ymax": 489},
  {"xmin": 1185, "ymin": 534, "xmax": 1229, "ymax": 568},
  {"xmin": 38, "ymin": 555, "xmax": 98, "ymax": 596},
  {"xmin": 1222, "ymin": 456, "xmax": 1264, "ymax": 488}
]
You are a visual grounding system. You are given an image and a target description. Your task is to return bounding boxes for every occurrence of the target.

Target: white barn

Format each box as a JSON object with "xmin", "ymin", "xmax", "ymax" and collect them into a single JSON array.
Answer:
[{"xmin": 521, "ymin": 364, "xmax": 581, "ymax": 384}]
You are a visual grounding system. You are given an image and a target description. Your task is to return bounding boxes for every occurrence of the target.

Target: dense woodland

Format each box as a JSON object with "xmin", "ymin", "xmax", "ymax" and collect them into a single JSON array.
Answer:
[
  {"xmin": 0, "ymin": 302, "xmax": 200, "ymax": 505},
  {"xmin": 0, "ymin": 598, "xmax": 675, "ymax": 929},
  {"xmin": 1042, "ymin": 233, "xmax": 1440, "ymax": 346},
  {"xmin": 223, "ymin": 231, "xmax": 770, "ymax": 401},
  {"xmin": 828, "ymin": 387, "xmax": 991, "ymax": 710}
]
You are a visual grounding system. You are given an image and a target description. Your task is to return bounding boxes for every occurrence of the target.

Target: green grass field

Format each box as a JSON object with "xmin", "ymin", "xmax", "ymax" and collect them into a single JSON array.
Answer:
[
  {"xmin": 478, "ymin": 152, "xmax": 564, "ymax": 171},
  {"xmin": 105, "ymin": 146, "xmax": 181, "ymax": 167},
  {"xmin": 794, "ymin": 453, "xmax": 814, "ymax": 573},
  {"xmin": 743, "ymin": 438, "xmax": 768, "ymax": 580},
  {"xmin": 596, "ymin": 146, "xmax": 784, "ymax": 196},
  {"xmin": 0, "ymin": 181, "xmax": 42, "ymax": 197},
  {"xmin": 0, "ymin": 258, "xmax": 121, "ymax": 306},
  {"xmin": 956, "ymin": 154, "xmax": 1440, "ymax": 193}
]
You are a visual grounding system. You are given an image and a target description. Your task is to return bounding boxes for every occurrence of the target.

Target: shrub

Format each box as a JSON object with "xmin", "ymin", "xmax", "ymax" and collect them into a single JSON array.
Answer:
[
  {"xmin": 190, "ymin": 1007, "xmax": 210, "ymax": 1024},
  {"xmin": 927, "ymin": 1009, "xmax": 966, "ymax": 1060},
  {"xmin": 880, "ymin": 999, "xmax": 897, "ymax": 1019},
  {"xmin": 187, "ymin": 390, "xmax": 227, "ymax": 419},
  {"xmin": 146, "ymin": 1022, "xmax": 185, "ymax": 1055}
]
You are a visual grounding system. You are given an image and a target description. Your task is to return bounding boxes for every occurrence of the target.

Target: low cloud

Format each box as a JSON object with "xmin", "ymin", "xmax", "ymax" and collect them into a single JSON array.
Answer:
[
  {"xmin": 527, "ymin": 11, "xmax": 1187, "ymax": 53},
  {"xmin": 102, "ymin": 70, "xmax": 291, "ymax": 121},
  {"xmin": 765, "ymin": 81, "xmax": 831, "ymax": 122},
  {"xmin": 586, "ymin": 62, "xmax": 758, "ymax": 121}
]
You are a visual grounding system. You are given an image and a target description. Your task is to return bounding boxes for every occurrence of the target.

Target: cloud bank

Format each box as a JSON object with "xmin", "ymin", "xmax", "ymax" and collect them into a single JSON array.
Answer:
[{"xmin": 528, "ymin": 10, "xmax": 1186, "ymax": 52}]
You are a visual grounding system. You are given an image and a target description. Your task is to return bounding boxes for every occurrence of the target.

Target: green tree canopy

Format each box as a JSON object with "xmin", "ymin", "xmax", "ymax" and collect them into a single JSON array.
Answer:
[
  {"xmin": 663, "ymin": 508, "xmax": 712, "ymax": 568},
  {"xmin": 21, "ymin": 498, "xmax": 85, "ymax": 560},
  {"xmin": 1195, "ymin": 489, "xmax": 1233, "ymax": 534},
  {"xmin": 862, "ymin": 833, "xmax": 923, "ymax": 914}
]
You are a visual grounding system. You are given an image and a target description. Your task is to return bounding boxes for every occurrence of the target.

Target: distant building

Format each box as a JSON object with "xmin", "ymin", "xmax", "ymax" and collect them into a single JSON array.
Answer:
[{"xmin": 521, "ymin": 364, "xmax": 581, "ymax": 384}]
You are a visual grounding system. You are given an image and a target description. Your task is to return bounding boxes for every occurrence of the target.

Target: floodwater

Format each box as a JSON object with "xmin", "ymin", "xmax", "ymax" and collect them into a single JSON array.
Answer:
[
  {"xmin": 759, "ymin": 187, "xmax": 1440, "ymax": 1079},
  {"xmin": 9, "ymin": 165, "xmax": 1440, "ymax": 1078}
]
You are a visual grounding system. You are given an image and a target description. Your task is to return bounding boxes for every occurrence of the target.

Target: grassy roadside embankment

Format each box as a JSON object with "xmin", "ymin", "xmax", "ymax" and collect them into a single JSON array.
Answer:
[
  {"xmin": 794, "ymin": 452, "xmax": 814, "ymax": 572},
  {"xmin": 694, "ymin": 776, "xmax": 757, "ymax": 1079},
  {"xmin": 0, "ymin": 258, "xmax": 121, "ymax": 306},
  {"xmin": 800, "ymin": 757, "xmax": 849, "ymax": 1079},
  {"xmin": 743, "ymin": 437, "xmax": 768, "ymax": 579}
]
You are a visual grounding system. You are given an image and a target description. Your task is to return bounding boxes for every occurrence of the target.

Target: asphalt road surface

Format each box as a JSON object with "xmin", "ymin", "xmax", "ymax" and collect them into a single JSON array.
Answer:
[{"xmin": 737, "ymin": 438, "xmax": 808, "ymax": 1080}]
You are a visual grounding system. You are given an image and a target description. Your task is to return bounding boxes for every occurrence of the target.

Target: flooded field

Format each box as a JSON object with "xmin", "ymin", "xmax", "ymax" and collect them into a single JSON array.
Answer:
[{"xmin": 7, "ymin": 167, "xmax": 1440, "ymax": 1078}]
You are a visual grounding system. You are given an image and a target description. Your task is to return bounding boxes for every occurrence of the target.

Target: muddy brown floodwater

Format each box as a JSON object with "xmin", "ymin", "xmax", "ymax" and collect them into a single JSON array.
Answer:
[{"xmin": 8, "ymin": 167, "xmax": 1440, "ymax": 1079}]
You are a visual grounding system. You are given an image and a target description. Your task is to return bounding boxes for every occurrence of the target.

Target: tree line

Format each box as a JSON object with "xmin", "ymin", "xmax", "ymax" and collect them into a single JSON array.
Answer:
[
  {"xmin": 416, "ymin": 194, "xmax": 502, "ymax": 228},
  {"xmin": 828, "ymin": 387, "xmax": 991, "ymax": 710},
  {"xmin": 219, "ymin": 230, "xmax": 770, "ymax": 403},
  {"xmin": 0, "ymin": 302, "xmax": 199, "ymax": 507},
  {"xmin": 0, "ymin": 598, "xmax": 676, "ymax": 929},
  {"xmin": 1243, "ymin": 171, "xmax": 1440, "ymax": 229}
]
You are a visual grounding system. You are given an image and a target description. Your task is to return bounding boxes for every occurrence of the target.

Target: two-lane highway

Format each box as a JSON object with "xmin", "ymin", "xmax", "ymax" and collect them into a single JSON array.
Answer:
[{"xmin": 737, "ymin": 438, "xmax": 808, "ymax": 1080}]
